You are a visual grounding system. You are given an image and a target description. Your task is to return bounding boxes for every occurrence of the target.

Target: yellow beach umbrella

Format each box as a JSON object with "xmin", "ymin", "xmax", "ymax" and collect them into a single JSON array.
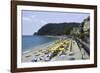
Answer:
[{"xmin": 59, "ymin": 47, "xmax": 65, "ymax": 51}]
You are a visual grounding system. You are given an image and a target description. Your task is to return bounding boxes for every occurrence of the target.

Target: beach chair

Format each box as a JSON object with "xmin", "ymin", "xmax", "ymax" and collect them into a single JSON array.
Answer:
[{"xmin": 31, "ymin": 58, "xmax": 37, "ymax": 62}]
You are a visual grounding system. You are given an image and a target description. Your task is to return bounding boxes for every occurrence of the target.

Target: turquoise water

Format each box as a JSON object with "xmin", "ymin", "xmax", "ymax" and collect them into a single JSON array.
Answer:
[{"xmin": 22, "ymin": 36, "xmax": 57, "ymax": 52}]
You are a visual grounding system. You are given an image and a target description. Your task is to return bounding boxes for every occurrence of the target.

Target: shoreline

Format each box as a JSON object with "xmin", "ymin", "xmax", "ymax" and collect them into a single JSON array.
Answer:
[
  {"xmin": 22, "ymin": 40, "xmax": 57, "ymax": 54},
  {"xmin": 21, "ymin": 36, "xmax": 68, "ymax": 62},
  {"xmin": 21, "ymin": 38, "xmax": 89, "ymax": 62},
  {"xmin": 22, "ymin": 36, "xmax": 89, "ymax": 62},
  {"xmin": 22, "ymin": 38, "xmax": 69, "ymax": 62},
  {"xmin": 22, "ymin": 35, "xmax": 68, "ymax": 54}
]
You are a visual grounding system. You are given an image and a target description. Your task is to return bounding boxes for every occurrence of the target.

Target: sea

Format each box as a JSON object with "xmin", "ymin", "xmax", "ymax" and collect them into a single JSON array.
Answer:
[{"xmin": 22, "ymin": 36, "xmax": 58, "ymax": 53}]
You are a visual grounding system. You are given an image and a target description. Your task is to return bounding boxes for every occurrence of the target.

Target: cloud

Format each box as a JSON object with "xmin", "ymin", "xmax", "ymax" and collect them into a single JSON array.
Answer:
[
  {"xmin": 23, "ymin": 15, "xmax": 36, "ymax": 21},
  {"xmin": 23, "ymin": 15, "xmax": 47, "ymax": 26},
  {"xmin": 40, "ymin": 20, "xmax": 47, "ymax": 24},
  {"xmin": 30, "ymin": 15, "xmax": 36, "ymax": 19},
  {"xmin": 23, "ymin": 17, "xmax": 31, "ymax": 21}
]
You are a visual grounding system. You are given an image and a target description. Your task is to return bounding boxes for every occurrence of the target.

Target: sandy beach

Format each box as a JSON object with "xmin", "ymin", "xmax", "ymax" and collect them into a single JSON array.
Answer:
[
  {"xmin": 22, "ymin": 38, "xmax": 89, "ymax": 63},
  {"xmin": 22, "ymin": 40, "xmax": 57, "ymax": 62}
]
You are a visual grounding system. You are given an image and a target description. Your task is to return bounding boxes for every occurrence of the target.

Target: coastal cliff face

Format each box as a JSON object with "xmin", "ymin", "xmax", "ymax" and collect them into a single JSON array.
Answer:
[
  {"xmin": 70, "ymin": 16, "xmax": 90, "ymax": 37},
  {"xmin": 34, "ymin": 23, "xmax": 80, "ymax": 35},
  {"xmin": 70, "ymin": 16, "xmax": 90, "ymax": 44},
  {"xmin": 82, "ymin": 16, "xmax": 90, "ymax": 35},
  {"xmin": 80, "ymin": 16, "xmax": 90, "ymax": 43}
]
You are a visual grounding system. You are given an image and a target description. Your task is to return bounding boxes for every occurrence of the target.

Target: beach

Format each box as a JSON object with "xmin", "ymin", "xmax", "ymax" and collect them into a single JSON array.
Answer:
[
  {"xmin": 22, "ymin": 37, "xmax": 89, "ymax": 63},
  {"xmin": 22, "ymin": 40, "xmax": 57, "ymax": 62}
]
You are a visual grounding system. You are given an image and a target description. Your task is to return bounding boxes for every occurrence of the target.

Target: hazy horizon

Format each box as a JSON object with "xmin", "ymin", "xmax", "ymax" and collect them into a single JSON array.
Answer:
[{"xmin": 22, "ymin": 10, "xmax": 89, "ymax": 35}]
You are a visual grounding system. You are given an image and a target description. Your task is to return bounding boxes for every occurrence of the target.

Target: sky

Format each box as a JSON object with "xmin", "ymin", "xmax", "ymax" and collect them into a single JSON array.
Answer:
[{"xmin": 22, "ymin": 10, "xmax": 89, "ymax": 35}]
